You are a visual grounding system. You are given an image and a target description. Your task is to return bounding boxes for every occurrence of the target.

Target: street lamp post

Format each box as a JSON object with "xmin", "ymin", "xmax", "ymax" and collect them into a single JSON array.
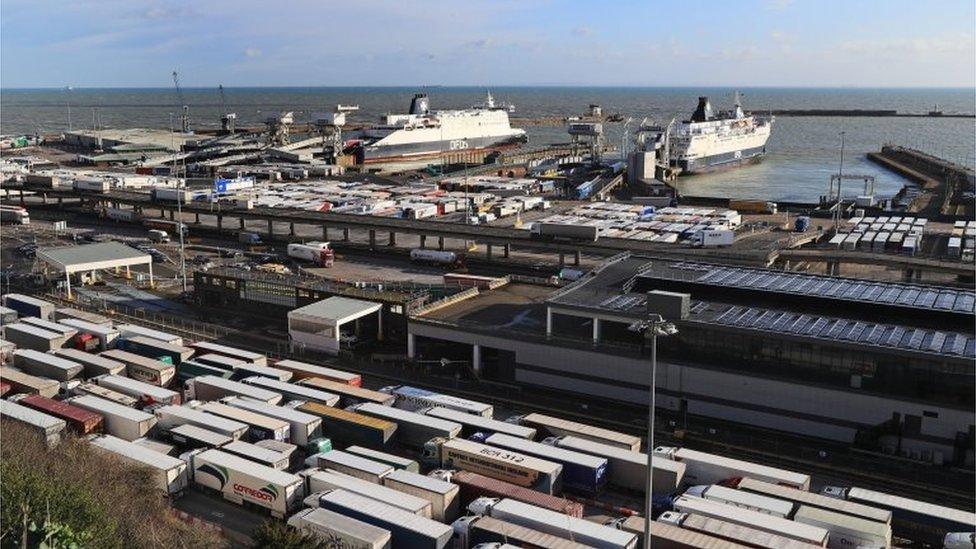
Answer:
[{"xmin": 630, "ymin": 314, "xmax": 677, "ymax": 549}]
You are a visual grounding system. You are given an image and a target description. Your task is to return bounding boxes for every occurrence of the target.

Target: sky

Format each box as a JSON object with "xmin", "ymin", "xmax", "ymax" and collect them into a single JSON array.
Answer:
[{"xmin": 2, "ymin": 0, "xmax": 974, "ymax": 88}]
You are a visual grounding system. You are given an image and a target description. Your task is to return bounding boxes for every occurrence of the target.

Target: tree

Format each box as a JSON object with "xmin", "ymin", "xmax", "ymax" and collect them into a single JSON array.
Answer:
[
  {"xmin": 251, "ymin": 520, "xmax": 327, "ymax": 549},
  {"xmin": 1, "ymin": 420, "xmax": 226, "ymax": 548}
]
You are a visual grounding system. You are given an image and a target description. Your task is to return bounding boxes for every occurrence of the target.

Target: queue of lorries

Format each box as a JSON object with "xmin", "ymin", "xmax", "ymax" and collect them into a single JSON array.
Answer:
[{"xmin": 0, "ymin": 292, "xmax": 973, "ymax": 549}]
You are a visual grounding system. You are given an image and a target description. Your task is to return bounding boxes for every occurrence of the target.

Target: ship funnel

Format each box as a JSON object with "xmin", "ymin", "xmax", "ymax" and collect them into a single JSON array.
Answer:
[
  {"xmin": 733, "ymin": 91, "xmax": 745, "ymax": 118},
  {"xmin": 691, "ymin": 96, "xmax": 713, "ymax": 122},
  {"xmin": 410, "ymin": 93, "xmax": 430, "ymax": 115}
]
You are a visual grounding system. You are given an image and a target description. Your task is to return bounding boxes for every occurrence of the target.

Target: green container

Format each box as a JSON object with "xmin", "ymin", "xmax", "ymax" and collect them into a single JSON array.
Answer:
[
  {"xmin": 305, "ymin": 438, "xmax": 332, "ymax": 455},
  {"xmin": 157, "ymin": 355, "xmax": 174, "ymax": 366}
]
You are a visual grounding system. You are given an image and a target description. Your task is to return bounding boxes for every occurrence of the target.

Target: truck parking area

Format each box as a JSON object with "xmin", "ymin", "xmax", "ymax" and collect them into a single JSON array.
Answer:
[{"xmin": 1, "ymin": 292, "xmax": 972, "ymax": 548}]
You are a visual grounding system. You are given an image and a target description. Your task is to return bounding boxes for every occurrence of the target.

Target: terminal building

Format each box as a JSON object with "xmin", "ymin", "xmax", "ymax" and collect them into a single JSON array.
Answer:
[{"xmin": 407, "ymin": 253, "xmax": 975, "ymax": 466}]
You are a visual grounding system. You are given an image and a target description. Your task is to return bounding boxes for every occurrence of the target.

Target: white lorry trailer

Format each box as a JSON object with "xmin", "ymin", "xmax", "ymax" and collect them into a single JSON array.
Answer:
[
  {"xmin": 383, "ymin": 468, "xmax": 460, "ymax": 522},
  {"xmin": 313, "ymin": 489, "xmax": 453, "ymax": 549},
  {"xmin": 67, "ymin": 395, "xmax": 157, "ymax": 441},
  {"xmin": 287, "ymin": 508, "xmax": 391, "ymax": 549},
  {"xmin": 153, "ymin": 404, "xmax": 249, "ymax": 440},
  {"xmin": 302, "ymin": 469, "xmax": 432, "ymax": 517},
  {"xmin": 187, "ymin": 449, "xmax": 303, "ymax": 518},
  {"xmin": 654, "ymin": 446, "xmax": 811, "ymax": 490},
  {"xmin": 544, "ymin": 435, "xmax": 684, "ymax": 495},
  {"xmin": 350, "ymin": 402, "xmax": 461, "ymax": 449},
  {"xmin": 468, "ymin": 497, "xmax": 638, "ymax": 549},
  {"xmin": 311, "ymin": 450, "xmax": 393, "ymax": 483},
  {"xmin": 87, "ymin": 434, "xmax": 188, "ymax": 495},
  {"xmin": 12, "ymin": 349, "xmax": 83, "ymax": 381},
  {"xmin": 221, "ymin": 396, "xmax": 322, "ymax": 447}
]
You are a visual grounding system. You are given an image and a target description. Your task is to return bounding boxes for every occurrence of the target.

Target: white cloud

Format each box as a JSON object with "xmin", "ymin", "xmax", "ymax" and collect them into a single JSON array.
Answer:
[
  {"xmin": 571, "ymin": 26, "xmax": 592, "ymax": 37},
  {"xmin": 244, "ymin": 47, "xmax": 262, "ymax": 58}
]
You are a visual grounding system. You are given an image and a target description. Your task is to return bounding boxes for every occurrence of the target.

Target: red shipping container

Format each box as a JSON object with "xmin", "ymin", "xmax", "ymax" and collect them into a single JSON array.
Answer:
[
  {"xmin": 18, "ymin": 394, "xmax": 104, "ymax": 435},
  {"xmin": 451, "ymin": 470, "xmax": 583, "ymax": 518},
  {"xmin": 0, "ymin": 382, "xmax": 9, "ymax": 396}
]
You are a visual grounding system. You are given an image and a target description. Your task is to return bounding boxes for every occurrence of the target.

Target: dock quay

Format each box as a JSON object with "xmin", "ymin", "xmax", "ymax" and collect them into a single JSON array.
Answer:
[
  {"xmin": 769, "ymin": 109, "xmax": 975, "ymax": 118},
  {"xmin": 867, "ymin": 145, "xmax": 975, "ymax": 219}
]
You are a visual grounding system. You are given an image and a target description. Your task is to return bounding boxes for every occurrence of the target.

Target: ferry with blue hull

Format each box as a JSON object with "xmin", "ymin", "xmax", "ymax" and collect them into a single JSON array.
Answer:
[
  {"xmin": 670, "ymin": 93, "xmax": 774, "ymax": 174},
  {"xmin": 352, "ymin": 92, "xmax": 526, "ymax": 164}
]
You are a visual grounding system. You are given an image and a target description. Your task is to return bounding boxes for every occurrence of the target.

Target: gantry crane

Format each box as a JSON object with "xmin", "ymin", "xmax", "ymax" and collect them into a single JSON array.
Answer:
[
  {"xmin": 218, "ymin": 84, "xmax": 236, "ymax": 134},
  {"xmin": 172, "ymin": 70, "xmax": 189, "ymax": 134}
]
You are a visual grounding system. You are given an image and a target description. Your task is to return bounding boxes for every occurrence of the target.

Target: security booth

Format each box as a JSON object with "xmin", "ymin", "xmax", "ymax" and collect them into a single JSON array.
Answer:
[{"xmin": 287, "ymin": 296, "xmax": 383, "ymax": 355}]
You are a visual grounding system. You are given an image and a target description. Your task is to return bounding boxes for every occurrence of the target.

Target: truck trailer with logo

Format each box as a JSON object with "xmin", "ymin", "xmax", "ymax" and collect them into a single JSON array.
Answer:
[{"xmin": 186, "ymin": 449, "xmax": 303, "ymax": 518}]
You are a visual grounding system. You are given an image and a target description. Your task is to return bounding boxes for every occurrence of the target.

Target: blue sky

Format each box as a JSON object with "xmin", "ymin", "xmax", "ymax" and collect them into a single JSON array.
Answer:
[{"xmin": 2, "ymin": 0, "xmax": 974, "ymax": 88}]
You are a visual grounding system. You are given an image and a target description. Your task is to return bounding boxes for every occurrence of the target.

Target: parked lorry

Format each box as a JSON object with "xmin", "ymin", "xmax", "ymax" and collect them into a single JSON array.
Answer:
[
  {"xmin": 297, "ymin": 401, "xmax": 397, "ymax": 448},
  {"xmin": 186, "ymin": 449, "xmax": 303, "ymax": 518},
  {"xmin": 351, "ymin": 403, "xmax": 461, "ymax": 449},
  {"xmin": 221, "ymin": 440, "xmax": 291, "ymax": 470},
  {"xmin": 0, "ymin": 367, "xmax": 59, "ymax": 398},
  {"xmin": 310, "ymin": 450, "xmax": 394, "ymax": 484},
  {"xmin": 241, "ymin": 376, "xmax": 338, "ymax": 407},
  {"xmin": 671, "ymin": 495, "xmax": 829, "ymax": 546},
  {"xmin": 792, "ymin": 505, "xmax": 893, "ymax": 549},
  {"xmin": 222, "ymin": 396, "xmax": 322, "ymax": 447},
  {"xmin": 14, "ymin": 394, "xmax": 103, "ymax": 435},
  {"xmin": 67, "ymin": 395, "xmax": 157, "ymax": 441},
  {"xmin": 271, "ymin": 359, "xmax": 361, "ymax": 386},
  {"xmin": 820, "ymin": 485, "xmax": 974, "ymax": 547},
  {"xmin": 382, "ymin": 385, "xmax": 492, "ymax": 417},
  {"xmin": 185, "ymin": 375, "xmax": 282, "ymax": 404},
  {"xmin": 452, "ymin": 516, "xmax": 591, "ymax": 549},
  {"xmin": 100, "ymin": 350, "xmax": 175, "ymax": 387},
  {"xmin": 3, "ymin": 323, "xmax": 66, "ymax": 351},
  {"xmin": 71, "ymin": 382, "xmax": 138, "ymax": 407},
  {"xmin": 13, "ymin": 349, "xmax": 83, "ymax": 381},
  {"xmin": 346, "ymin": 445, "xmax": 419, "ymax": 473},
  {"xmin": 544, "ymin": 435, "xmax": 684, "ymax": 495},
  {"xmin": 169, "ymin": 424, "xmax": 233, "ymax": 450},
  {"xmin": 656, "ymin": 512, "xmax": 816, "ymax": 549},
  {"xmin": 383, "ymin": 468, "xmax": 460, "ymax": 522},
  {"xmin": 302, "ymin": 469, "xmax": 432, "ymax": 517},
  {"xmin": 116, "ymin": 325, "xmax": 182, "ymax": 345},
  {"xmin": 684, "ymin": 484, "xmax": 795, "ymax": 518},
  {"xmin": 433, "ymin": 469, "xmax": 581, "ymax": 517},
  {"xmin": 287, "ymin": 508, "xmax": 392, "ymax": 549},
  {"xmin": 1, "ymin": 398, "xmax": 66, "ymax": 447},
  {"xmin": 530, "ymin": 223, "xmax": 599, "ymax": 242},
  {"xmin": 299, "ymin": 377, "xmax": 391, "ymax": 406},
  {"xmin": 467, "ymin": 497, "xmax": 638, "ymax": 549},
  {"xmin": 87, "ymin": 434, "xmax": 188, "ymax": 495},
  {"xmin": 95, "ymin": 374, "xmax": 181, "ymax": 406},
  {"xmin": 188, "ymin": 342, "xmax": 267, "ymax": 366},
  {"xmin": 52, "ymin": 348, "xmax": 125, "ymax": 377},
  {"xmin": 734, "ymin": 477, "xmax": 891, "ymax": 525},
  {"xmin": 423, "ymin": 438, "xmax": 562, "ymax": 495},
  {"xmin": 147, "ymin": 229, "xmax": 170, "ymax": 243},
  {"xmin": 654, "ymin": 446, "xmax": 810, "ymax": 490},
  {"xmin": 198, "ymin": 401, "xmax": 290, "ymax": 442},
  {"xmin": 59, "ymin": 319, "xmax": 119, "ymax": 350},
  {"xmin": 691, "ymin": 229, "xmax": 735, "ymax": 248},
  {"xmin": 154, "ymin": 404, "xmax": 248, "ymax": 440},
  {"xmin": 115, "ymin": 336, "xmax": 193, "ymax": 365},
  {"xmin": 512, "ymin": 413, "xmax": 640, "ymax": 451},
  {"xmin": 313, "ymin": 489, "xmax": 453, "ymax": 549},
  {"xmin": 3, "ymin": 294, "xmax": 54, "ymax": 320},
  {"xmin": 481, "ymin": 432, "xmax": 608, "ymax": 494}
]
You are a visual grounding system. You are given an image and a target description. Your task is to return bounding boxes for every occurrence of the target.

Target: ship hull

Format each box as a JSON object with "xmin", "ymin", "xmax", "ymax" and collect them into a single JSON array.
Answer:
[
  {"xmin": 358, "ymin": 134, "xmax": 526, "ymax": 164},
  {"xmin": 676, "ymin": 145, "xmax": 767, "ymax": 175}
]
